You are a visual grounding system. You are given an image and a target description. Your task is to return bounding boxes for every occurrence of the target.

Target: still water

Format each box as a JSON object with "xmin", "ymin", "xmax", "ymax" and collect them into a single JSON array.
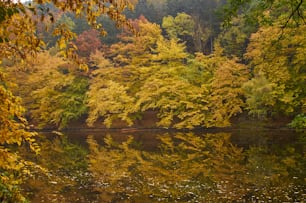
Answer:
[{"xmin": 22, "ymin": 129, "xmax": 305, "ymax": 202}]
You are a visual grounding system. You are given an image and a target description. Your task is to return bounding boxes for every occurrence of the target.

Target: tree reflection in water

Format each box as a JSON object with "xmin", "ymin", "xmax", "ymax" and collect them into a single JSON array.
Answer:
[{"xmin": 87, "ymin": 132, "xmax": 305, "ymax": 202}]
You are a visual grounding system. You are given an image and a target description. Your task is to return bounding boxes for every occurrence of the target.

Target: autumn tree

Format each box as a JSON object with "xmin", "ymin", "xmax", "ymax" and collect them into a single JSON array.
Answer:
[
  {"xmin": 221, "ymin": 0, "xmax": 305, "ymax": 123},
  {"xmin": 86, "ymin": 53, "xmax": 136, "ymax": 127},
  {"xmin": 6, "ymin": 52, "xmax": 89, "ymax": 129},
  {"xmin": 75, "ymin": 29, "xmax": 102, "ymax": 57},
  {"xmin": 108, "ymin": 15, "xmax": 162, "ymax": 67},
  {"xmin": 84, "ymin": 17, "xmax": 162, "ymax": 128},
  {"xmin": 134, "ymin": 35, "xmax": 213, "ymax": 129},
  {"xmin": 86, "ymin": 17, "xmax": 213, "ymax": 129},
  {"xmin": 208, "ymin": 47, "xmax": 249, "ymax": 127}
]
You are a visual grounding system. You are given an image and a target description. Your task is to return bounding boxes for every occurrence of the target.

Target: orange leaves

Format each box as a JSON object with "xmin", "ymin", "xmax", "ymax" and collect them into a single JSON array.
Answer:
[
  {"xmin": 75, "ymin": 29, "xmax": 102, "ymax": 57},
  {"xmin": 209, "ymin": 58, "xmax": 249, "ymax": 126},
  {"xmin": 109, "ymin": 16, "xmax": 161, "ymax": 66}
]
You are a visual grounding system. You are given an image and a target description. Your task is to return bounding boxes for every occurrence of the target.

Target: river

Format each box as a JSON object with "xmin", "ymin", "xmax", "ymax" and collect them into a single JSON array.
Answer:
[{"xmin": 22, "ymin": 128, "xmax": 305, "ymax": 202}]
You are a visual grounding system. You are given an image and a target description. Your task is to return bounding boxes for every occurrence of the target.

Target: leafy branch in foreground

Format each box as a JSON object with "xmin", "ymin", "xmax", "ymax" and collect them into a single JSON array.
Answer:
[
  {"xmin": 0, "ymin": 72, "xmax": 39, "ymax": 202},
  {"xmin": 0, "ymin": 0, "xmax": 137, "ymax": 67},
  {"xmin": 222, "ymin": 0, "xmax": 305, "ymax": 28}
]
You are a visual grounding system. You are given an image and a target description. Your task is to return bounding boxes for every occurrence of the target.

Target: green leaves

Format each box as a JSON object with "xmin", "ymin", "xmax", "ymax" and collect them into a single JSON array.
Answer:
[
  {"xmin": 242, "ymin": 75, "xmax": 277, "ymax": 118},
  {"xmin": 288, "ymin": 114, "xmax": 306, "ymax": 130},
  {"xmin": 162, "ymin": 12, "xmax": 195, "ymax": 39},
  {"xmin": 32, "ymin": 74, "xmax": 89, "ymax": 129},
  {"xmin": 0, "ymin": 4, "xmax": 19, "ymax": 23}
]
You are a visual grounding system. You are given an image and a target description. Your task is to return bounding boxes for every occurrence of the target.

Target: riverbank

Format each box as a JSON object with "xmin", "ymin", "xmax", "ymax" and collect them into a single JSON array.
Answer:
[{"xmin": 30, "ymin": 111, "xmax": 300, "ymax": 133}]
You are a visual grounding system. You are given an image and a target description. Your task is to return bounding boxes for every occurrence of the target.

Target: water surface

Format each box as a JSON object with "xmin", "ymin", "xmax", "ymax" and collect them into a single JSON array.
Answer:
[{"xmin": 23, "ymin": 129, "xmax": 305, "ymax": 202}]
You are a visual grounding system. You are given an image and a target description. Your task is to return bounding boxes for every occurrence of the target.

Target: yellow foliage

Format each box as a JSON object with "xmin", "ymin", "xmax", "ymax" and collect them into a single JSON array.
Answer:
[
  {"xmin": 86, "ymin": 76, "xmax": 135, "ymax": 127},
  {"xmin": 245, "ymin": 18, "xmax": 306, "ymax": 115},
  {"xmin": 87, "ymin": 133, "xmax": 246, "ymax": 201},
  {"xmin": 209, "ymin": 55, "xmax": 249, "ymax": 126},
  {"xmin": 0, "ymin": 13, "xmax": 44, "ymax": 62},
  {"xmin": 135, "ymin": 64, "xmax": 211, "ymax": 129},
  {"xmin": 0, "ymin": 71, "xmax": 39, "ymax": 201},
  {"xmin": 152, "ymin": 38, "xmax": 188, "ymax": 64}
]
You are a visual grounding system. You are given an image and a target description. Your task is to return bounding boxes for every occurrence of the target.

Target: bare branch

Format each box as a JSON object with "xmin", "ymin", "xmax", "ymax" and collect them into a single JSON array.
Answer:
[{"xmin": 281, "ymin": 0, "xmax": 304, "ymax": 29}]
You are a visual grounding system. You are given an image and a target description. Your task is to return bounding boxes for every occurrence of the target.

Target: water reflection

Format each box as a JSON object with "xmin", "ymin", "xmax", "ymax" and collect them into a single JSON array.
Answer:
[
  {"xmin": 21, "ymin": 134, "xmax": 96, "ymax": 203},
  {"xmin": 23, "ymin": 131, "xmax": 305, "ymax": 202},
  {"xmin": 87, "ymin": 132, "xmax": 305, "ymax": 202}
]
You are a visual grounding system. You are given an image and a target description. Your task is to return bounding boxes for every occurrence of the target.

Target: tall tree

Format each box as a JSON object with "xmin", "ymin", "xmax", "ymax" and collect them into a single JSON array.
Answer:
[
  {"xmin": 166, "ymin": 0, "xmax": 225, "ymax": 53},
  {"xmin": 209, "ymin": 49, "xmax": 249, "ymax": 127},
  {"xmin": 217, "ymin": 15, "xmax": 257, "ymax": 60},
  {"xmin": 75, "ymin": 29, "xmax": 102, "ymax": 57},
  {"xmin": 162, "ymin": 12, "xmax": 197, "ymax": 52}
]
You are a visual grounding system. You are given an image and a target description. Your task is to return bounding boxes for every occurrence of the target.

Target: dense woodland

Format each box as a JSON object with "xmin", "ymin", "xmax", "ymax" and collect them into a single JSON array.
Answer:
[
  {"xmin": 2, "ymin": 0, "xmax": 306, "ymax": 130},
  {"xmin": 0, "ymin": 0, "xmax": 305, "ymax": 201}
]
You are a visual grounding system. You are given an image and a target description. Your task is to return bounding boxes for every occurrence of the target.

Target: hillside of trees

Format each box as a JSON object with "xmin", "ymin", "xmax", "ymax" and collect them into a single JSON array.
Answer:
[{"xmin": 3, "ymin": 0, "xmax": 305, "ymax": 130}]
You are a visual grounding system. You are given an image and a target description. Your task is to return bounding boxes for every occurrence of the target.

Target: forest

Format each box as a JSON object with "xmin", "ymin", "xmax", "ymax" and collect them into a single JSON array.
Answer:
[
  {"xmin": 2, "ymin": 0, "xmax": 306, "ymax": 130},
  {"xmin": 0, "ymin": 0, "xmax": 305, "ymax": 202}
]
